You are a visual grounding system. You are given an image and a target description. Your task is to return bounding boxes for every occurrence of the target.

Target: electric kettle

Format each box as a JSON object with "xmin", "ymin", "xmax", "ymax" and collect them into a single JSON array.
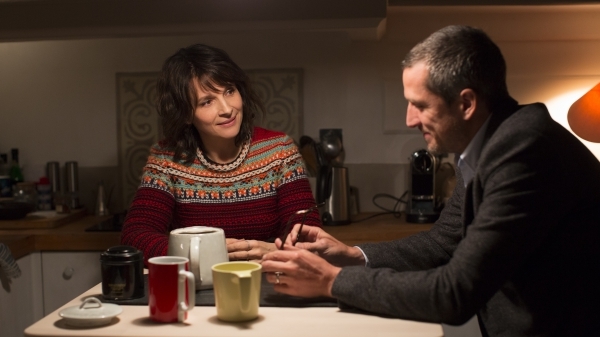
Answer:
[{"xmin": 317, "ymin": 165, "xmax": 351, "ymax": 226}]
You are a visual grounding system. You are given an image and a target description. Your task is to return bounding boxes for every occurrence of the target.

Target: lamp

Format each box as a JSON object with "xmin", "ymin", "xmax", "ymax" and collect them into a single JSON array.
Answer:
[{"xmin": 567, "ymin": 82, "xmax": 600, "ymax": 143}]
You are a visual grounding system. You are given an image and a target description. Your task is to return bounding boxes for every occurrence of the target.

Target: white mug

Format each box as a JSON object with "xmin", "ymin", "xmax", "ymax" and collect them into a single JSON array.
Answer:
[{"xmin": 168, "ymin": 226, "xmax": 229, "ymax": 290}]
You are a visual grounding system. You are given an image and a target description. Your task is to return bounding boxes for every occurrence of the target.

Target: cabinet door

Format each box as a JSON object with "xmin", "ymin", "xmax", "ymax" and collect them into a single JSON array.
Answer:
[
  {"xmin": 0, "ymin": 253, "xmax": 44, "ymax": 337},
  {"xmin": 41, "ymin": 251, "xmax": 102, "ymax": 315}
]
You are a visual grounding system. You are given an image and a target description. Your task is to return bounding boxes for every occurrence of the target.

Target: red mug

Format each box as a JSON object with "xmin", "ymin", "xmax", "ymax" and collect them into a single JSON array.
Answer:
[{"xmin": 148, "ymin": 256, "xmax": 195, "ymax": 323}]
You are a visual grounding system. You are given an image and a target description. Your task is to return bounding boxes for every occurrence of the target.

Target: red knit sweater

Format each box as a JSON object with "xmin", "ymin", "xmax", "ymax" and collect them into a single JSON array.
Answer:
[{"xmin": 121, "ymin": 127, "xmax": 320, "ymax": 263}]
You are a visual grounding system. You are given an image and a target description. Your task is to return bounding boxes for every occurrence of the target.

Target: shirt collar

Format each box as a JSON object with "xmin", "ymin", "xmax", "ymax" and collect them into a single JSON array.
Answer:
[{"xmin": 457, "ymin": 116, "xmax": 491, "ymax": 186}]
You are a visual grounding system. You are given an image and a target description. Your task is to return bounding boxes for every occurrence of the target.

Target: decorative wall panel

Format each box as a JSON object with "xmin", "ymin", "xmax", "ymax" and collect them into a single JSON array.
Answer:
[
  {"xmin": 247, "ymin": 69, "xmax": 303, "ymax": 142},
  {"xmin": 116, "ymin": 73, "xmax": 160, "ymax": 210}
]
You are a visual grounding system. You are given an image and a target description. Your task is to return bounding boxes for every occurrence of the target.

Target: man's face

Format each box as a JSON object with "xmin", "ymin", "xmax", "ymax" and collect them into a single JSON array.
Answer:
[{"xmin": 403, "ymin": 62, "xmax": 467, "ymax": 155}]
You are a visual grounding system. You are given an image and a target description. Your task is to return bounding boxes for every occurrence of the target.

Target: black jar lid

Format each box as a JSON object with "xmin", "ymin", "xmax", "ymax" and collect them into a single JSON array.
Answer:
[{"xmin": 100, "ymin": 245, "xmax": 143, "ymax": 262}]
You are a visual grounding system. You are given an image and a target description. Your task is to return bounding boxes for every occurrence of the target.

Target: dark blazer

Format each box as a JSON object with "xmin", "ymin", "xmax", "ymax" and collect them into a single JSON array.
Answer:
[{"xmin": 331, "ymin": 103, "xmax": 600, "ymax": 337}]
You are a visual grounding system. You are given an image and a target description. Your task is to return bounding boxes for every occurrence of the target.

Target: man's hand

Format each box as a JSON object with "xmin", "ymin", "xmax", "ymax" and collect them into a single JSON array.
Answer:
[
  {"xmin": 284, "ymin": 224, "xmax": 365, "ymax": 267},
  {"xmin": 261, "ymin": 246, "xmax": 341, "ymax": 298}
]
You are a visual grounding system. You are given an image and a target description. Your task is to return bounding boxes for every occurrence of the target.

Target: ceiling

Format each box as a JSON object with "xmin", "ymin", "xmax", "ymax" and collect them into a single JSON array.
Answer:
[
  {"xmin": 1, "ymin": 0, "xmax": 599, "ymax": 43},
  {"xmin": 388, "ymin": 0, "xmax": 600, "ymax": 4}
]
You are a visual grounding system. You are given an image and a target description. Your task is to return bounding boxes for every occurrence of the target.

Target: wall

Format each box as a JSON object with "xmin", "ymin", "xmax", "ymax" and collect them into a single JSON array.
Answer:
[{"xmin": 1, "ymin": 5, "xmax": 599, "ymax": 212}]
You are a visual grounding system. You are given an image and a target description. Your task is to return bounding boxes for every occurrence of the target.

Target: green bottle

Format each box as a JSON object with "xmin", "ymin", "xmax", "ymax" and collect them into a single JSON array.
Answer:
[{"xmin": 9, "ymin": 148, "xmax": 24, "ymax": 184}]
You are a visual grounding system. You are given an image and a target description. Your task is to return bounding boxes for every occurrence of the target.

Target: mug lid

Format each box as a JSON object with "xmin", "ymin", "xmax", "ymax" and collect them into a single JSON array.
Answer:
[{"xmin": 100, "ymin": 245, "xmax": 143, "ymax": 262}]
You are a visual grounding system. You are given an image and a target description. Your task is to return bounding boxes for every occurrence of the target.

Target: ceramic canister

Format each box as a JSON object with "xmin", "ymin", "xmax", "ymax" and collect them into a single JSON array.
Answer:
[
  {"xmin": 168, "ymin": 226, "xmax": 229, "ymax": 290},
  {"xmin": 100, "ymin": 245, "xmax": 144, "ymax": 301}
]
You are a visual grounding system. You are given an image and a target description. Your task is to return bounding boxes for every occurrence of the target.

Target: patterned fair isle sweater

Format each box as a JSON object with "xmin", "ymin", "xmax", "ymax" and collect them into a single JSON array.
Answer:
[{"xmin": 121, "ymin": 127, "xmax": 321, "ymax": 263}]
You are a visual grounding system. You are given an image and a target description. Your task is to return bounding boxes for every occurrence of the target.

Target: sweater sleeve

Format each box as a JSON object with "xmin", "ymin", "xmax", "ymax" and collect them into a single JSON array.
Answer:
[
  {"xmin": 121, "ymin": 145, "xmax": 176, "ymax": 265},
  {"xmin": 121, "ymin": 188, "xmax": 174, "ymax": 265},
  {"xmin": 275, "ymin": 135, "xmax": 321, "ymax": 238}
]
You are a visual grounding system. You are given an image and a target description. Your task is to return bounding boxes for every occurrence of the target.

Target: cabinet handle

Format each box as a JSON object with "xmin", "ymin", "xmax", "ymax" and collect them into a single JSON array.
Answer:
[{"xmin": 63, "ymin": 267, "xmax": 74, "ymax": 280}]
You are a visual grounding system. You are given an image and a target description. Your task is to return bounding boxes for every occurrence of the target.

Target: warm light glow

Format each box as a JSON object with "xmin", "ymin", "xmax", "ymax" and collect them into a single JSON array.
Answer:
[
  {"xmin": 567, "ymin": 83, "xmax": 600, "ymax": 143},
  {"xmin": 545, "ymin": 88, "xmax": 600, "ymax": 161}
]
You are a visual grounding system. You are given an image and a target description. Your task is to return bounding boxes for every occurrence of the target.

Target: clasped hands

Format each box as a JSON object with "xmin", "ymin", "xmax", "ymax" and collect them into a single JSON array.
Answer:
[{"xmin": 260, "ymin": 224, "xmax": 366, "ymax": 298}]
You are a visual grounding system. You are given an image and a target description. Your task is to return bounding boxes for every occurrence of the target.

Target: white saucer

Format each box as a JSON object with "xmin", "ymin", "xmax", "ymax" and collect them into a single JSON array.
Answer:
[{"xmin": 59, "ymin": 297, "xmax": 122, "ymax": 327}]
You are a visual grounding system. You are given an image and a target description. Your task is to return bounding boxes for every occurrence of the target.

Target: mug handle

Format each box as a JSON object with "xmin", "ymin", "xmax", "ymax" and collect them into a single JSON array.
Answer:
[
  {"xmin": 190, "ymin": 236, "xmax": 201, "ymax": 285},
  {"xmin": 235, "ymin": 271, "xmax": 253, "ymax": 313},
  {"xmin": 178, "ymin": 270, "xmax": 195, "ymax": 322}
]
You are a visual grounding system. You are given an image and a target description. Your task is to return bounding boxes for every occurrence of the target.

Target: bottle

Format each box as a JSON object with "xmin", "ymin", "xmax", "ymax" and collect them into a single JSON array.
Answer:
[
  {"xmin": 9, "ymin": 148, "xmax": 24, "ymax": 184},
  {"xmin": 0, "ymin": 153, "xmax": 9, "ymax": 175},
  {"xmin": 37, "ymin": 177, "xmax": 53, "ymax": 211},
  {"xmin": 0, "ymin": 154, "xmax": 10, "ymax": 198}
]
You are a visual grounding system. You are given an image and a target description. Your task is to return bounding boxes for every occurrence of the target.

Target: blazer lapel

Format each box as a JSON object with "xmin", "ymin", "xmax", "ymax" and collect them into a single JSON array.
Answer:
[{"xmin": 462, "ymin": 181, "xmax": 474, "ymax": 237}]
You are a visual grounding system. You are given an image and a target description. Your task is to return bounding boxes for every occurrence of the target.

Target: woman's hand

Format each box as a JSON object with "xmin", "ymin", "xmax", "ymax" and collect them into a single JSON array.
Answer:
[
  {"xmin": 227, "ymin": 238, "xmax": 277, "ymax": 262},
  {"xmin": 286, "ymin": 224, "xmax": 366, "ymax": 267}
]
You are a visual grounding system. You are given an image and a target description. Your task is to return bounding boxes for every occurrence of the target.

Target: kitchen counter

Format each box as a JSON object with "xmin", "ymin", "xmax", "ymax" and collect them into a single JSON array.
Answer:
[
  {"xmin": 24, "ymin": 281, "xmax": 443, "ymax": 337},
  {"xmin": 0, "ymin": 212, "xmax": 433, "ymax": 259},
  {"xmin": 328, "ymin": 212, "xmax": 433, "ymax": 246},
  {"xmin": 0, "ymin": 214, "xmax": 120, "ymax": 259}
]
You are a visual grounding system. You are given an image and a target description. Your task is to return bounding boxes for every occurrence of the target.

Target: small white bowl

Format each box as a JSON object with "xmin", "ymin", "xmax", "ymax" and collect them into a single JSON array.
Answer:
[{"xmin": 59, "ymin": 297, "xmax": 122, "ymax": 327}]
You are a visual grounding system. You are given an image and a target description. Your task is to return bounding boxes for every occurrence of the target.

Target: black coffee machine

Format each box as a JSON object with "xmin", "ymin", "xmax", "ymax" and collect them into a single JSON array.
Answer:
[{"xmin": 406, "ymin": 149, "xmax": 440, "ymax": 223}]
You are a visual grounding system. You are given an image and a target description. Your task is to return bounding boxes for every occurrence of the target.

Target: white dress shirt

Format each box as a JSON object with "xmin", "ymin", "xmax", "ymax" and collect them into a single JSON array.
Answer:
[{"xmin": 457, "ymin": 116, "xmax": 491, "ymax": 187}]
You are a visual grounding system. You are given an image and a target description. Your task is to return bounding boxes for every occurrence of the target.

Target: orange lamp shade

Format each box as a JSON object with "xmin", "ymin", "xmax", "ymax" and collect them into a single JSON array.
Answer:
[{"xmin": 567, "ymin": 82, "xmax": 600, "ymax": 143}]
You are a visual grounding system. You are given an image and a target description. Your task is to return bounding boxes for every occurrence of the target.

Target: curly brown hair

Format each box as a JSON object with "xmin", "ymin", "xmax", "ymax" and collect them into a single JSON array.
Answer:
[{"xmin": 156, "ymin": 44, "xmax": 264, "ymax": 164}]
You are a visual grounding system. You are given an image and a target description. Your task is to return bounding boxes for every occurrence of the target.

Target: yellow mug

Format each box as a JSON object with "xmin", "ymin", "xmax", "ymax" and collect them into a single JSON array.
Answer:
[{"xmin": 211, "ymin": 261, "xmax": 262, "ymax": 322}]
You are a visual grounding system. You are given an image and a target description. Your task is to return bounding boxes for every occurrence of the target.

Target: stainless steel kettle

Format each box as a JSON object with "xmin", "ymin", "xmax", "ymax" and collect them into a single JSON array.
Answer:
[{"xmin": 317, "ymin": 166, "xmax": 351, "ymax": 226}]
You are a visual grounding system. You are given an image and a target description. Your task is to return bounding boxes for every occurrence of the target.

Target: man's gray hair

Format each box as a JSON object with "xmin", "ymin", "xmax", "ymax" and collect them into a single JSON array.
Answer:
[{"xmin": 402, "ymin": 25, "xmax": 513, "ymax": 108}]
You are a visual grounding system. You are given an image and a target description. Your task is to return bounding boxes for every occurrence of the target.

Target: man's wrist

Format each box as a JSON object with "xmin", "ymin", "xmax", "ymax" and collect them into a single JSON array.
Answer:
[{"xmin": 347, "ymin": 246, "xmax": 367, "ymax": 266}]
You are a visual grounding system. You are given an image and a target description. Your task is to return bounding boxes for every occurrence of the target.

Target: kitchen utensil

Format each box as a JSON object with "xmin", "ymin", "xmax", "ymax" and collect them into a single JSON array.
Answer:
[
  {"xmin": 58, "ymin": 297, "xmax": 122, "ymax": 327},
  {"xmin": 148, "ymin": 256, "xmax": 195, "ymax": 323},
  {"xmin": 320, "ymin": 166, "xmax": 351, "ymax": 226},
  {"xmin": 320, "ymin": 129, "xmax": 343, "ymax": 162},
  {"xmin": 46, "ymin": 161, "xmax": 61, "ymax": 194},
  {"xmin": 298, "ymin": 135, "xmax": 319, "ymax": 177},
  {"xmin": 65, "ymin": 161, "xmax": 80, "ymax": 209},
  {"xmin": 313, "ymin": 141, "xmax": 327, "ymax": 168},
  {"xmin": 212, "ymin": 261, "xmax": 262, "ymax": 322},
  {"xmin": 100, "ymin": 245, "xmax": 144, "ymax": 301},
  {"xmin": 168, "ymin": 226, "xmax": 229, "ymax": 290},
  {"xmin": 95, "ymin": 181, "xmax": 109, "ymax": 216}
]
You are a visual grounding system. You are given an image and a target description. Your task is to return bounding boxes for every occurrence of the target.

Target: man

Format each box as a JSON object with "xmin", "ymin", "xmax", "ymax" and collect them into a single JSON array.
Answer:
[{"xmin": 261, "ymin": 25, "xmax": 600, "ymax": 336}]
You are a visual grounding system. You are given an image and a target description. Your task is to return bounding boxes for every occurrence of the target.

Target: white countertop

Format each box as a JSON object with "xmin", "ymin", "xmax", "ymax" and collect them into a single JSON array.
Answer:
[{"xmin": 24, "ymin": 282, "xmax": 443, "ymax": 337}]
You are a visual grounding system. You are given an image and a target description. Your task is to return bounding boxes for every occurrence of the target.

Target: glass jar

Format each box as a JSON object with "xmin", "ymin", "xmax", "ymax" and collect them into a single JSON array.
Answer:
[{"xmin": 13, "ymin": 182, "xmax": 37, "ymax": 207}]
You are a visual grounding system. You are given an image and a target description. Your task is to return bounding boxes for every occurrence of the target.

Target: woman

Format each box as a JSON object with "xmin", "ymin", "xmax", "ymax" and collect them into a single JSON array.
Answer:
[{"xmin": 121, "ymin": 43, "xmax": 320, "ymax": 264}]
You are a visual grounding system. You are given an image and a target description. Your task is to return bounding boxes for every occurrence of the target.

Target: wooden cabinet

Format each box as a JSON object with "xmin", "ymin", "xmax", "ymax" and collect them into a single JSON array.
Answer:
[
  {"xmin": 0, "ymin": 253, "xmax": 43, "ymax": 337},
  {"xmin": 0, "ymin": 251, "xmax": 102, "ymax": 337},
  {"xmin": 40, "ymin": 251, "xmax": 102, "ymax": 315}
]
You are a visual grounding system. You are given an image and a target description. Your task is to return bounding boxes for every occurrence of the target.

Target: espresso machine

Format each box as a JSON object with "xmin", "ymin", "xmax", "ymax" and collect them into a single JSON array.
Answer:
[{"xmin": 406, "ymin": 149, "xmax": 440, "ymax": 223}]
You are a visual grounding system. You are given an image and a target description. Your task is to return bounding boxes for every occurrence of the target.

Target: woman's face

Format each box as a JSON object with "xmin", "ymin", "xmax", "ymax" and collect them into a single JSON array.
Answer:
[{"xmin": 191, "ymin": 79, "xmax": 243, "ymax": 146}]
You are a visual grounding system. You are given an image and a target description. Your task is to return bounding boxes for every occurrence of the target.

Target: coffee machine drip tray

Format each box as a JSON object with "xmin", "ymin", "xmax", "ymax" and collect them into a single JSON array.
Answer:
[
  {"xmin": 85, "ymin": 211, "xmax": 127, "ymax": 232},
  {"xmin": 405, "ymin": 211, "xmax": 439, "ymax": 224}
]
